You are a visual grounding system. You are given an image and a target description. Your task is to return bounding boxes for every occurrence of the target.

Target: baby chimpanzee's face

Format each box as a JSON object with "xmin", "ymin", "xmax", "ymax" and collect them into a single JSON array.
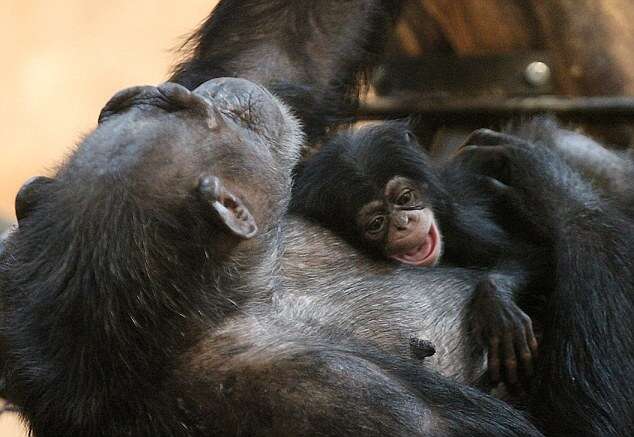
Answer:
[{"xmin": 355, "ymin": 176, "xmax": 443, "ymax": 267}]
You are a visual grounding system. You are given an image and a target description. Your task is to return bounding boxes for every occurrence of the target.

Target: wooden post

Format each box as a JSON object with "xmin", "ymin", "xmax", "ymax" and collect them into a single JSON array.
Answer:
[
  {"xmin": 530, "ymin": 0, "xmax": 634, "ymax": 96},
  {"xmin": 421, "ymin": 0, "xmax": 540, "ymax": 55}
]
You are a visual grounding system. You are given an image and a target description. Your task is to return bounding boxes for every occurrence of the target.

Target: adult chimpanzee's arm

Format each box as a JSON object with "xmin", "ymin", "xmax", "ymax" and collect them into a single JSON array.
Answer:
[
  {"xmin": 461, "ymin": 130, "xmax": 634, "ymax": 437},
  {"xmin": 170, "ymin": 0, "xmax": 403, "ymax": 141}
]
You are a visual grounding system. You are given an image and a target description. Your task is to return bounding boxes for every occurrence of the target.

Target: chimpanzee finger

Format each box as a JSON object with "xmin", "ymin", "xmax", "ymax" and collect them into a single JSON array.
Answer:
[
  {"xmin": 488, "ymin": 336, "xmax": 501, "ymax": 384},
  {"xmin": 524, "ymin": 318, "xmax": 539, "ymax": 359},
  {"xmin": 515, "ymin": 329, "xmax": 533, "ymax": 378},
  {"xmin": 503, "ymin": 331, "xmax": 518, "ymax": 385}
]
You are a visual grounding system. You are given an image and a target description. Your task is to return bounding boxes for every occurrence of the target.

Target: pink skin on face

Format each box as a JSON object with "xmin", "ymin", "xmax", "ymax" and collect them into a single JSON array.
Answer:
[{"xmin": 390, "ymin": 218, "xmax": 442, "ymax": 267}]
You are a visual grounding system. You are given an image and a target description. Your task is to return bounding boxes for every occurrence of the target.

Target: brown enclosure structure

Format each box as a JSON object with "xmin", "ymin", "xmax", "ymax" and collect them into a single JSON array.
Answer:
[{"xmin": 365, "ymin": 0, "xmax": 634, "ymax": 149}]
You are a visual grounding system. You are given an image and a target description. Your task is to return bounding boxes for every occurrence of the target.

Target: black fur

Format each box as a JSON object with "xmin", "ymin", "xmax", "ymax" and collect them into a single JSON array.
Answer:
[
  {"xmin": 290, "ymin": 121, "xmax": 543, "ymax": 269},
  {"xmin": 461, "ymin": 121, "xmax": 634, "ymax": 436},
  {"xmin": 3, "ymin": 0, "xmax": 630, "ymax": 434},
  {"xmin": 290, "ymin": 121, "xmax": 547, "ymax": 387},
  {"xmin": 170, "ymin": 0, "xmax": 403, "ymax": 142},
  {"xmin": 290, "ymin": 118, "xmax": 634, "ymax": 435}
]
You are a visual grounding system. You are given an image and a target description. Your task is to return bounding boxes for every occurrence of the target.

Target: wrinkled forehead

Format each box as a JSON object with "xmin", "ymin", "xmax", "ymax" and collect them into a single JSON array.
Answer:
[
  {"xmin": 99, "ymin": 78, "xmax": 282, "ymax": 124},
  {"xmin": 81, "ymin": 78, "xmax": 300, "ymax": 179},
  {"xmin": 98, "ymin": 78, "xmax": 288, "ymax": 145}
]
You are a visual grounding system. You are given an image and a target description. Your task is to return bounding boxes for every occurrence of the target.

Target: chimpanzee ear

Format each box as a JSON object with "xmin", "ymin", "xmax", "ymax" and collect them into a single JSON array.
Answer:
[
  {"xmin": 15, "ymin": 176, "xmax": 54, "ymax": 224},
  {"xmin": 196, "ymin": 175, "xmax": 258, "ymax": 239}
]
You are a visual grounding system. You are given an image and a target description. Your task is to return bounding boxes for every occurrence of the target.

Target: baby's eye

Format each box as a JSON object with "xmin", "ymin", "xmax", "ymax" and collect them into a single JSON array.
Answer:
[
  {"xmin": 366, "ymin": 215, "xmax": 386, "ymax": 234},
  {"xmin": 396, "ymin": 190, "xmax": 413, "ymax": 205}
]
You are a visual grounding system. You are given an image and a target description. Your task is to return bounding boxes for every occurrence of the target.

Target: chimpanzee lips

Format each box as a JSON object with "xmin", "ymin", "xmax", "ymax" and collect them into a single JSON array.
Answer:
[{"xmin": 390, "ymin": 222, "xmax": 441, "ymax": 267}]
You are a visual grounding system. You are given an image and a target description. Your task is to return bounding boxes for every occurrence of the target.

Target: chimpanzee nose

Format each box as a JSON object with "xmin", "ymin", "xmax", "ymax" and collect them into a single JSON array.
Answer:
[{"xmin": 393, "ymin": 212, "xmax": 409, "ymax": 230}]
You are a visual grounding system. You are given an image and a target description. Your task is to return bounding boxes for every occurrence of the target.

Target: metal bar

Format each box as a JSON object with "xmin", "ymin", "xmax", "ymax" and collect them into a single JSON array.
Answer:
[{"xmin": 360, "ymin": 95, "xmax": 634, "ymax": 119}]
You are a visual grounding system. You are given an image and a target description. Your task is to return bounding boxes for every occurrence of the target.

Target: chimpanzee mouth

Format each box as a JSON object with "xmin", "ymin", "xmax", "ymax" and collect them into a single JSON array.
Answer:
[{"xmin": 390, "ymin": 222, "xmax": 441, "ymax": 267}]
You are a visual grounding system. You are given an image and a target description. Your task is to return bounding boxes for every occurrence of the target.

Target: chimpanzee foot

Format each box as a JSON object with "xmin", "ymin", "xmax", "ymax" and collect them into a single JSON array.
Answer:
[
  {"xmin": 470, "ymin": 278, "xmax": 538, "ymax": 387},
  {"xmin": 409, "ymin": 336, "xmax": 436, "ymax": 361}
]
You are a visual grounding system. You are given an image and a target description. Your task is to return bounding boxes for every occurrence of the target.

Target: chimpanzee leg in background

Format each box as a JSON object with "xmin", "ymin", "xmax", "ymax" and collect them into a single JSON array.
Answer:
[
  {"xmin": 460, "ymin": 128, "xmax": 634, "ymax": 436},
  {"xmin": 171, "ymin": 0, "xmax": 404, "ymax": 142}
]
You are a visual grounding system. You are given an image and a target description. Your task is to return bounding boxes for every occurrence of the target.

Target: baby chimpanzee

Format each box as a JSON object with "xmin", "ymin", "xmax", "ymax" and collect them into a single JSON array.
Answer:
[
  {"xmin": 291, "ymin": 121, "xmax": 546, "ymax": 387},
  {"xmin": 292, "ymin": 123, "xmax": 445, "ymax": 266}
]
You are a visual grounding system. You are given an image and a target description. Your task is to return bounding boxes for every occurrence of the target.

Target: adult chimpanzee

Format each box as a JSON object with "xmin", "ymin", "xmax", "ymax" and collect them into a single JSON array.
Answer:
[
  {"xmin": 290, "ymin": 120, "xmax": 544, "ymax": 386},
  {"xmin": 1, "ymin": 1, "xmax": 632, "ymax": 436},
  {"xmin": 0, "ymin": 78, "xmax": 543, "ymax": 436},
  {"xmin": 174, "ymin": 1, "xmax": 634, "ymax": 432}
]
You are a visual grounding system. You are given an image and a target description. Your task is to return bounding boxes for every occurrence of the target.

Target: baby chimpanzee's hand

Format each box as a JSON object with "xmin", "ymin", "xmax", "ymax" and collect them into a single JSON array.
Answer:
[{"xmin": 469, "ymin": 277, "xmax": 538, "ymax": 388}]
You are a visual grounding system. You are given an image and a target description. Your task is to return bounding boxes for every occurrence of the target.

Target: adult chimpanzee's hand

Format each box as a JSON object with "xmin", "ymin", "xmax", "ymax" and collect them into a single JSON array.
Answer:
[{"xmin": 453, "ymin": 128, "xmax": 593, "ymax": 241}]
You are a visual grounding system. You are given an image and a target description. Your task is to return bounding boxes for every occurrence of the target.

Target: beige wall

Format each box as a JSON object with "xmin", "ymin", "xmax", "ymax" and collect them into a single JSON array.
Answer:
[
  {"xmin": 0, "ymin": 1, "xmax": 218, "ymax": 435},
  {"xmin": 0, "ymin": 0, "xmax": 219, "ymax": 220},
  {"xmin": 0, "ymin": 400, "xmax": 28, "ymax": 436}
]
